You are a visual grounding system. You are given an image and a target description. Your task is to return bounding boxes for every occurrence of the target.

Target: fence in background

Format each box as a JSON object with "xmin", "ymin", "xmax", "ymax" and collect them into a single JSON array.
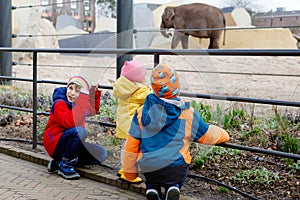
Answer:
[{"xmin": 0, "ymin": 47, "xmax": 300, "ymax": 160}]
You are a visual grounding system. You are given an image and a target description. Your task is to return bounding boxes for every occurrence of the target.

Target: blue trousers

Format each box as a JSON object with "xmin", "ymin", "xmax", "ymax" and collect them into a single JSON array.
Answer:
[{"xmin": 52, "ymin": 126, "xmax": 107, "ymax": 166}]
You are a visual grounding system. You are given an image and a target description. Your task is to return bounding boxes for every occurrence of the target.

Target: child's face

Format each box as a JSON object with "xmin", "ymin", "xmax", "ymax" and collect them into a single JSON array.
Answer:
[{"xmin": 66, "ymin": 83, "xmax": 81, "ymax": 103}]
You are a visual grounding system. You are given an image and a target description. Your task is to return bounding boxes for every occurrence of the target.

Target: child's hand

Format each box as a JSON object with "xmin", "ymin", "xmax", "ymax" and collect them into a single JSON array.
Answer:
[
  {"xmin": 95, "ymin": 83, "xmax": 100, "ymax": 91},
  {"xmin": 89, "ymin": 84, "xmax": 99, "ymax": 93}
]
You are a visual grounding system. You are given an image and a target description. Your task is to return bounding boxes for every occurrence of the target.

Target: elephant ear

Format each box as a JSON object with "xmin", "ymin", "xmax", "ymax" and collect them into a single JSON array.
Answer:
[{"xmin": 164, "ymin": 7, "xmax": 175, "ymax": 22}]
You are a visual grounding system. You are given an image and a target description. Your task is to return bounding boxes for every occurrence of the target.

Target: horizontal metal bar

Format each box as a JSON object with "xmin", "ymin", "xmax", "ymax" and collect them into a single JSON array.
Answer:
[
  {"xmin": 181, "ymin": 92, "xmax": 300, "ymax": 107},
  {"xmin": 37, "ymin": 80, "xmax": 114, "ymax": 89},
  {"xmin": 0, "ymin": 138, "xmax": 43, "ymax": 145},
  {"xmin": 0, "ymin": 105, "xmax": 45, "ymax": 116},
  {"xmin": 0, "ymin": 105, "xmax": 34, "ymax": 113},
  {"xmin": 39, "ymin": 112, "xmax": 116, "ymax": 127},
  {"xmin": 12, "ymin": 25, "xmax": 300, "ymax": 37},
  {"xmin": 1, "ymin": 47, "xmax": 300, "ymax": 56},
  {"xmin": 0, "ymin": 76, "xmax": 33, "ymax": 82},
  {"xmin": 17, "ymin": 62, "xmax": 116, "ymax": 69},
  {"xmin": 0, "ymin": 105, "xmax": 116, "ymax": 128},
  {"xmin": 11, "ymin": 25, "xmax": 300, "ymax": 38},
  {"xmin": 86, "ymin": 119, "xmax": 116, "ymax": 128},
  {"xmin": 37, "ymin": 111, "xmax": 115, "ymax": 127},
  {"xmin": 0, "ymin": 77, "xmax": 114, "ymax": 89},
  {"xmin": 135, "ymin": 25, "xmax": 300, "ymax": 32},
  {"xmin": 175, "ymin": 70, "xmax": 300, "ymax": 77},
  {"xmin": 187, "ymin": 174, "xmax": 259, "ymax": 200},
  {"xmin": 218, "ymin": 142, "xmax": 300, "ymax": 160}
]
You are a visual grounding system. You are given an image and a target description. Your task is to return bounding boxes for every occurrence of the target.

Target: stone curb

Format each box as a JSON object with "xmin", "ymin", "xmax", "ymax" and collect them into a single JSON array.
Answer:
[{"xmin": 0, "ymin": 143, "xmax": 146, "ymax": 196}]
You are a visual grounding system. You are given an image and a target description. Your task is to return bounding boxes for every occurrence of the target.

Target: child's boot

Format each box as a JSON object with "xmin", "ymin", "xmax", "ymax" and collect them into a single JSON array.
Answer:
[
  {"xmin": 47, "ymin": 159, "xmax": 58, "ymax": 173},
  {"xmin": 146, "ymin": 189, "xmax": 161, "ymax": 200},
  {"xmin": 165, "ymin": 186, "xmax": 180, "ymax": 200},
  {"xmin": 118, "ymin": 168, "xmax": 143, "ymax": 184},
  {"xmin": 57, "ymin": 157, "xmax": 80, "ymax": 180}
]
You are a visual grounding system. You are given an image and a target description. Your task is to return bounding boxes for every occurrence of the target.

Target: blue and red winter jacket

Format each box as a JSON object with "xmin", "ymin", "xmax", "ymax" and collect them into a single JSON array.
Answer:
[{"xmin": 43, "ymin": 87, "xmax": 101, "ymax": 157}]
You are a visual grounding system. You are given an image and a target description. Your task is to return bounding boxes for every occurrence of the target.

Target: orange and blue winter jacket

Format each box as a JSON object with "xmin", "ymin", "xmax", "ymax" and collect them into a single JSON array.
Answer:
[
  {"xmin": 43, "ymin": 87, "xmax": 101, "ymax": 157},
  {"xmin": 123, "ymin": 93, "xmax": 229, "ymax": 180}
]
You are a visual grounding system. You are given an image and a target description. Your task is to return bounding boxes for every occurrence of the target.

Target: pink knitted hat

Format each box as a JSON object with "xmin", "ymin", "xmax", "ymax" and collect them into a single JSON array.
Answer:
[{"xmin": 120, "ymin": 60, "xmax": 146, "ymax": 83}]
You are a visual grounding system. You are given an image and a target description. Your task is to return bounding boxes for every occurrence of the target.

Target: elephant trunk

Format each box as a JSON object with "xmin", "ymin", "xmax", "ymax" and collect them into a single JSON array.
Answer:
[{"xmin": 160, "ymin": 21, "xmax": 171, "ymax": 38}]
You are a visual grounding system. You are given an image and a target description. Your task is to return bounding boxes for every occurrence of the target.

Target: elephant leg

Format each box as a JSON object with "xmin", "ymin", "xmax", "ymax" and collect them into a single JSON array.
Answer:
[
  {"xmin": 171, "ymin": 32, "xmax": 183, "ymax": 49},
  {"xmin": 208, "ymin": 38, "xmax": 220, "ymax": 49},
  {"xmin": 181, "ymin": 34, "xmax": 189, "ymax": 49}
]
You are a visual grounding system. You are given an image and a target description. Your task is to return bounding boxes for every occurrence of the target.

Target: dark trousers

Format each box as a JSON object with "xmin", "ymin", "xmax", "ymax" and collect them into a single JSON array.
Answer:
[
  {"xmin": 52, "ymin": 126, "xmax": 107, "ymax": 166},
  {"xmin": 143, "ymin": 163, "xmax": 189, "ymax": 196}
]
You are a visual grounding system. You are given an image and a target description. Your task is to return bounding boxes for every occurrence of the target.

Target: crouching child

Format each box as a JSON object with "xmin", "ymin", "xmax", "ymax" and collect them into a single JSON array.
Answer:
[
  {"xmin": 43, "ymin": 75, "xmax": 107, "ymax": 180},
  {"xmin": 122, "ymin": 64, "xmax": 230, "ymax": 200}
]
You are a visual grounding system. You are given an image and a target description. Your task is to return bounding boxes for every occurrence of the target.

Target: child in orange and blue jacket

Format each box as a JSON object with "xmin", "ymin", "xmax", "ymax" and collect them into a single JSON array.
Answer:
[
  {"xmin": 122, "ymin": 64, "xmax": 230, "ymax": 200},
  {"xmin": 113, "ymin": 60, "xmax": 152, "ymax": 183},
  {"xmin": 43, "ymin": 75, "xmax": 107, "ymax": 180}
]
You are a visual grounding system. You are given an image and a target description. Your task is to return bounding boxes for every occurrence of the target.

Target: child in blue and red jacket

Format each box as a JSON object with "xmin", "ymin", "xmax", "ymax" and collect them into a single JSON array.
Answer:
[
  {"xmin": 43, "ymin": 75, "xmax": 107, "ymax": 180},
  {"xmin": 122, "ymin": 64, "xmax": 230, "ymax": 200}
]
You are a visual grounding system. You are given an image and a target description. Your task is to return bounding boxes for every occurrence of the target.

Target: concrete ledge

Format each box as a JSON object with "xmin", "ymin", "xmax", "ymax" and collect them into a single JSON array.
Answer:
[{"xmin": 0, "ymin": 143, "xmax": 146, "ymax": 196}]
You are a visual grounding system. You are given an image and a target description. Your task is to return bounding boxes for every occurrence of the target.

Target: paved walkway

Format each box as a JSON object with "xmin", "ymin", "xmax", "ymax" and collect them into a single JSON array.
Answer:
[{"xmin": 0, "ymin": 152, "xmax": 146, "ymax": 200}]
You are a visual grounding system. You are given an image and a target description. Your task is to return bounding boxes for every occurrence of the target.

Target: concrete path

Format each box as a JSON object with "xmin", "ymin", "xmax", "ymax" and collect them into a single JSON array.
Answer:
[{"xmin": 0, "ymin": 152, "xmax": 146, "ymax": 200}]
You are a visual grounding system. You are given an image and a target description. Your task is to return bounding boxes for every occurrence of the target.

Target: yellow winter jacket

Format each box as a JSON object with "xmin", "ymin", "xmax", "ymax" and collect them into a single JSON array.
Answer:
[{"xmin": 113, "ymin": 76, "xmax": 152, "ymax": 139}]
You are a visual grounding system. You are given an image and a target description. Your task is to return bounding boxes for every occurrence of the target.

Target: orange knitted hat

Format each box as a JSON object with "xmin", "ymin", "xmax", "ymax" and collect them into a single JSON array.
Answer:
[{"xmin": 150, "ymin": 64, "xmax": 180, "ymax": 99}]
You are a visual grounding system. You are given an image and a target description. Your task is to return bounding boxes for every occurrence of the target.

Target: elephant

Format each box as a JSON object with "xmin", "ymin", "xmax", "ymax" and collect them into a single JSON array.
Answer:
[{"xmin": 160, "ymin": 3, "xmax": 226, "ymax": 49}]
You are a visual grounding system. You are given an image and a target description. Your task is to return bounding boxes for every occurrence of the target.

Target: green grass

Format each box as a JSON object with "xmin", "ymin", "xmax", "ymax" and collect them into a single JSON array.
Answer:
[
  {"xmin": 192, "ymin": 145, "xmax": 242, "ymax": 168},
  {"xmin": 232, "ymin": 167, "xmax": 279, "ymax": 186}
]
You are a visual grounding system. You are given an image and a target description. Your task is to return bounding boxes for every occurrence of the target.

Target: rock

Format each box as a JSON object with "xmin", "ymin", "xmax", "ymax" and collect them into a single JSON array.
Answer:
[{"xmin": 12, "ymin": 0, "xmax": 58, "ymax": 62}]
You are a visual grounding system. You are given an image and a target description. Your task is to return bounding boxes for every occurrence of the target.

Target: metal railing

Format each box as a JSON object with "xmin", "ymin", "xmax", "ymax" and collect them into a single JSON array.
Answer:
[{"xmin": 0, "ymin": 47, "xmax": 300, "ymax": 160}]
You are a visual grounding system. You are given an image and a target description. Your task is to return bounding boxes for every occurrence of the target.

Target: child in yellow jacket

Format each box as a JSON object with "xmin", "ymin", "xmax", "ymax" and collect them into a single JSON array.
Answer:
[
  {"xmin": 113, "ymin": 60, "xmax": 152, "ymax": 183},
  {"xmin": 122, "ymin": 64, "xmax": 230, "ymax": 200}
]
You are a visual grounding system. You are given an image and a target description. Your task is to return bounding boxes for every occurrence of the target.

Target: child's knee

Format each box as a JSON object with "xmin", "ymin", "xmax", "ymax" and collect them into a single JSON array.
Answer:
[{"xmin": 75, "ymin": 126, "xmax": 87, "ymax": 140}]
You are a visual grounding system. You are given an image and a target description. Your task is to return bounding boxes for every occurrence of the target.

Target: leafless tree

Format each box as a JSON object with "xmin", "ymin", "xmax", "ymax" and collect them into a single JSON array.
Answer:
[
  {"xmin": 51, "ymin": 0, "xmax": 58, "ymax": 27},
  {"xmin": 222, "ymin": 0, "xmax": 262, "ymax": 16},
  {"xmin": 96, "ymin": 0, "xmax": 117, "ymax": 18},
  {"xmin": 223, "ymin": 0, "xmax": 262, "ymax": 12}
]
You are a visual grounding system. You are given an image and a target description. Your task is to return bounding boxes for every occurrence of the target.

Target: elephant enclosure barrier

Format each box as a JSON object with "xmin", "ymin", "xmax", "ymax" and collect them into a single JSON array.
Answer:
[{"xmin": 0, "ymin": 47, "xmax": 300, "ymax": 161}]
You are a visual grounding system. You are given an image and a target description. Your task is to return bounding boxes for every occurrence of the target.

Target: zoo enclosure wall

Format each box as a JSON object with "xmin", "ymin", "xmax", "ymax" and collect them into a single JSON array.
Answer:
[{"xmin": 0, "ymin": 47, "xmax": 300, "ymax": 160}]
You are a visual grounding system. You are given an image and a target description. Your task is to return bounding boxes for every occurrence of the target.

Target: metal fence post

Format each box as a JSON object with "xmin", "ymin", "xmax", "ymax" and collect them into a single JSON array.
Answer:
[
  {"xmin": 0, "ymin": 0, "xmax": 12, "ymax": 83},
  {"xmin": 32, "ymin": 51, "xmax": 37, "ymax": 149},
  {"xmin": 154, "ymin": 53, "xmax": 159, "ymax": 67},
  {"xmin": 116, "ymin": 0, "xmax": 133, "ymax": 79}
]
